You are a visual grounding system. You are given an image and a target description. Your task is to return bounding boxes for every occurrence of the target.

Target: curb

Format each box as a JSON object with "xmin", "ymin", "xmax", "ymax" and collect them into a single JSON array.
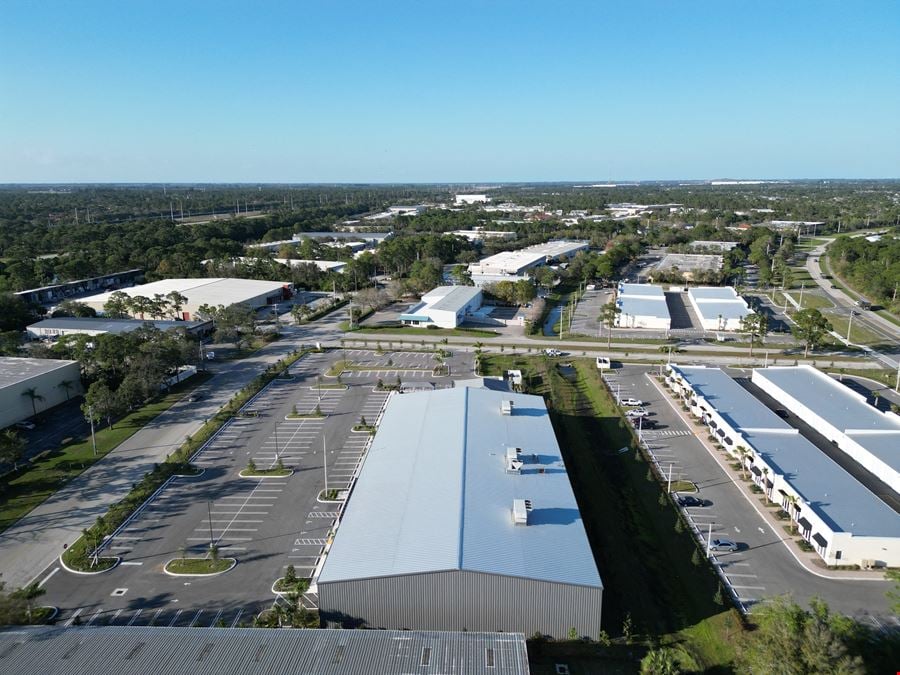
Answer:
[
  {"xmin": 239, "ymin": 469, "xmax": 294, "ymax": 479},
  {"xmin": 58, "ymin": 553, "xmax": 120, "ymax": 576},
  {"xmin": 163, "ymin": 557, "xmax": 237, "ymax": 577}
]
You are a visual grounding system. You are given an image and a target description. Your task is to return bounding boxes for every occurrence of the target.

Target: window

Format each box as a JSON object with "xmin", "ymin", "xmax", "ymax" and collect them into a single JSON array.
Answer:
[
  {"xmin": 485, "ymin": 648, "xmax": 495, "ymax": 668},
  {"xmin": 835, "ymin": 550, "xmax": 842, "ymax": 560},
  {"xmin": 421, "ymin": 647, "xmax": 431, "ymax": 666}
]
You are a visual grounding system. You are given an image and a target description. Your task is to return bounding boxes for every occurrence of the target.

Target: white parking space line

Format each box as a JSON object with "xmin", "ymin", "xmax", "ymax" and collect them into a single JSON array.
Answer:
[
  {"xmin": 86, "ymin": 607, "xmax": 104, "ymax": 626},
  {"xmin": 730, "ymin": 584, "xmax": 767, "ymax": 591},
  {"xmin": 65, "ymin": 608, "xmax": 83, "ymax": 626},
  {"xmin": 127, "ymin": 609, "xmax": 143, "ymax": 625},
  {"xmin": 168, "ymin": 610, "xmax": 183, "ymax": 627}
]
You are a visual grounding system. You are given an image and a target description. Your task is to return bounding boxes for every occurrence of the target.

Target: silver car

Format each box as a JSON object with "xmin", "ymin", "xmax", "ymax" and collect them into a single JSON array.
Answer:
[{"xmin": 709, "ymin": 538, "xmax": 739, "ymax": 553}]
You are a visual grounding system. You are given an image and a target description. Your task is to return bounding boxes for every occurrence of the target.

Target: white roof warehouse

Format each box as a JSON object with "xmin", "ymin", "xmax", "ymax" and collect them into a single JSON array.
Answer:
[
  {"xmin": 79, "ymin": 278, "xmax": 291, "ymax": 321},
  {"xmin": 317, "ymin": 386, "xmax": 603, "ymax": 638}
]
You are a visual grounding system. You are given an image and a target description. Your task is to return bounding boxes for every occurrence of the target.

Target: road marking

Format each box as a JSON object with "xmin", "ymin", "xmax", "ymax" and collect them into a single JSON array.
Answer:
[
  {"xmin": 168, "ymin": 610, "xmax": 183, "ymax": 627},
  {"xmin": 111, "ymin": 609, "xmax": 123, "ymax": 623},
  {"xmin": 65, "ymin": 608, "xmax": 83, "ymax": 626},
  {"xmin": 39, "ymin": 567, "xmax": 60, "ymax": 587},
  {"xmin": 86, "ymin": 607, "xmax": 104, "ymax": 626},
  {"xmin": 230, "ymin": 609, "xmax": 243, "ymax": 628},
  {"xmin": 209, "ymin": 608, "xmax": 223, "ymax": 627},
  {"xmin": 726, "ymin": 573, "xmax": 758, "ymax": 578},
  {"xmin": 730, "ymin": 585, "xmax": 766, "ymax": 591},
  {"xmin": 189, "ymin": 609, "xmax": 203, "ymax": 627},
  {"xmin": 150, "ymin": 608, "xmax": 164, "ymax": 626},
  {"xmin": 120, "ymin": 561, "xmax": 143, "ymax": 566},
  {"xmin": 127, "ymin": 609, "xmax": 143, "ymax": 625},
  {"xmin": 294, "ymin": 537, "xmax": 327, "ymax": 545}
]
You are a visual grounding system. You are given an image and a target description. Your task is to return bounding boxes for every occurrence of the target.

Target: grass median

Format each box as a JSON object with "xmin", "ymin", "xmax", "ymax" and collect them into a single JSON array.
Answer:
[{"xmin": 0, "ymin": 373, "xmax": 211, "ymax": 534}]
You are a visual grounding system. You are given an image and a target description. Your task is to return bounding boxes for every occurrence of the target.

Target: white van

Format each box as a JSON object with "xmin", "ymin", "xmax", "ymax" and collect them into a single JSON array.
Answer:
[{"xmin": 596, "ymin": 356, "xmax": 611, "ymax": 370}]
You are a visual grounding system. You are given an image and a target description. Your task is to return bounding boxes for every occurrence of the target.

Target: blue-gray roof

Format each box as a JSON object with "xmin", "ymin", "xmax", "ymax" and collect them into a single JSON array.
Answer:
[
  {"xmin": 0, "ymin": 625, "xmax": 530, "ymax": 675},
  {"xmin": 671, "ymin": 365, "xmax": 900, "ymax": 537},
  {"xmin": 754, "ymin": 366, "xmax": 900, "ymax": 433},
  {"xmin": 426, "ymin": 285, "xmax": 482, "ymax": 313},
  {"xmin": 618, "ymin": 282, "xmax": 665, "ymax": 298},
  {"xmin": 27, "ymin": 317, "xmax": 208, "ymax": 334},
  {"xmin": 688, "ymin": 286, "xmax": 741, "ymax": 300},
  {"xmin": 687, "ymin": 287, "xmax": 751, "ymax": 321},
  {"xmin": 617, "ymin": 296, "xmax": 670, "ymax": 320},
  {"xmin": 741, "ymin": 430, "xmax": 900, "ymax": 536},
  {"xmin": 319, "ymin": 387, "xmax": 602, "ymax": 589}
]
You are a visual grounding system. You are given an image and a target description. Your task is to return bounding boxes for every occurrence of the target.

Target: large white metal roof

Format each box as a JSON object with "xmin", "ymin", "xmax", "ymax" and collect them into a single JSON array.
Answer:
[
  {"xmin": 319, "ymin": 387, "xmax": 602, "ymax": 589},
  {"xmin": 80, "ymin": 278, "xmax": 288, "ymax": 309},
  {"xmin": 0, "ymin": 357, "xmax": 78, "ymax": 389}
]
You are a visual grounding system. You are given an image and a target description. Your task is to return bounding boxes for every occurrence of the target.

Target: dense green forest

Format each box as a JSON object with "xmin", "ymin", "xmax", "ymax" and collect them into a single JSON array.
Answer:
[{"xmin": 827, "ymin": 233, "xmax": 900, "ymax": 309}]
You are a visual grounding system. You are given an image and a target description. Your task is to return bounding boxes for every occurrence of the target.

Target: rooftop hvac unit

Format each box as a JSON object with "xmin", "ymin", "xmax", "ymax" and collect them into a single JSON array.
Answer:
[
  {"xmin": 505, "ymin": 447, "xmax": 524, "ymax": 474},
  {"xmin": 512, "ymin": 498, "xmax": 533, "ymax": 525},
  {"xmin": 501, "ymin": 400, "xmax": 514, "ymax": 416}
]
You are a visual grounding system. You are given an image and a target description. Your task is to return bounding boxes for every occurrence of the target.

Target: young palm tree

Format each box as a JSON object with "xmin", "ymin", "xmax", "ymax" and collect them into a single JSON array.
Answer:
[{"xmin": 785, "ymin": 494, "xmax": 800, "ymax": 534}]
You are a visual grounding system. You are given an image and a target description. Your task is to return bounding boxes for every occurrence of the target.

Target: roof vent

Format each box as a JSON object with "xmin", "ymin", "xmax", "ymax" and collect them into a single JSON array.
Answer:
[
  {"xmin": 505, "ymin": 447, "xmax": 523, "ymax": 474},
  {"xmin": 512, "ymin": 498, "xmax": 533, "ymax": 525},
  {"xmin": 501, "ymin": 400, "xmax": 514, "ymax": 416}
]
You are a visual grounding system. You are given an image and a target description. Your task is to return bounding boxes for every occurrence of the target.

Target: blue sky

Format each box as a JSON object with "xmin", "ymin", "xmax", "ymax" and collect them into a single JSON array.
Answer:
[{"xmin": 2, "ymin": 1, "xmax": 898, "ymax": 182}]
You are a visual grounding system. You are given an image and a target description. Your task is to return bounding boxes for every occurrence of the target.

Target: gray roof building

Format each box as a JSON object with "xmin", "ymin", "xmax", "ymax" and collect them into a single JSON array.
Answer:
[
  {"xmin": 27, "ymin": 317, "xmax": 211, "ymax": 339},
  {"xmin": 318, "ymin": 386, "xmax": 602, "ymax": 638},
  {"xmin": 0, "ymin": 625, "xmax": 530, "ymax": 675}
]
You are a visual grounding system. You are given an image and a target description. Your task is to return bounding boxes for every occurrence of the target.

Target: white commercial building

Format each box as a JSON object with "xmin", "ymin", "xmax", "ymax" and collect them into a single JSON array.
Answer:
[
  {"xmin": 0, "ymin": 357, "xmax": 83, "ymax": 429},
  {"xmin": 26, "ymin": 318, "xmax": 212, "ymax": 340},
  {"xmin": 452, "ymin": 229, "xmax": 517, "ymax": 243},
  {"xmin": 80, "ymin": 278, "xmax": 291, "ymax": 321},
  {"xmin": 220, "ymin": 257, "xmax": 347, "ymax": 273},
  {"xmin": 317, "ymin": 386, "xmax": 602, "ymax": 637},
  {"xmin": 398, "ymin": 286, "xmax": 483, "ymax": 329},
  {"xmin": 687, "ymin": 286, "xmax": 753, "ymax": 331},
  {"xmin": 467, "ymin": 240, "xmax": 589, "ymax": 286},
  {"xmin": 614, "ymin": 283, "xmax": 671, "ymax": 330},
  {"xmin": 387, "ymin": 205, "xmax": 427, "ymax": 217},
  {"xmin": 668, "ymin": 365, "xmax": 900, "ymax": 568},
  {"xmin": 752, "ymin": 366, "xmax": 900, "ymax": 494},
  {"xmin": 455, "ymin": 194, "xmax": 491, "ymax": 205}
]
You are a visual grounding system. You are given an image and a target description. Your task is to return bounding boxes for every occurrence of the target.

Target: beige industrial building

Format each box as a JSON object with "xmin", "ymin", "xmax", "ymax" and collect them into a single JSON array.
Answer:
[
  {"xmin": 0, "ymin": 357, "xmax": 83, "ymax": 429},
  {"xmin": 79, "ymin": 278, "xmax": 291, "ymax": 321}
]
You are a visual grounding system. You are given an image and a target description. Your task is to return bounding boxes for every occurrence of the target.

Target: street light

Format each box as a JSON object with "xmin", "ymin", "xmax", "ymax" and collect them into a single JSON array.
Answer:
[
  {"xmin": 87, "ymin": 404, "xmax": 97, "ymax": 456},
  {"xmin": 847, "ymin": 310, "xmax": 857, "ymax": 342}
]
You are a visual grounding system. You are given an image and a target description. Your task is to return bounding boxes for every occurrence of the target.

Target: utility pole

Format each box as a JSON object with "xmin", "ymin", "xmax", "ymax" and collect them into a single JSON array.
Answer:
[
  {"xmin": 207, "ymin": 500, "xmax": 215, "ymax": 548},
  {"xmin": 706, "ymin": 522, "xmax": 713, "ymax": 557},
  {"xmin": 273, "ymin": 422, "xmax": 280, "ymax": 465},
  {"xmin": 798, "ymin": 283, "xmax": 804, "ymax": 310},
  {"xmin": 847, "ymin": 310, "xmax": 856, "ymax": 342},
  {"xmin": 322, "ymin": 437, "xmax": 329, "ymax": 495}
]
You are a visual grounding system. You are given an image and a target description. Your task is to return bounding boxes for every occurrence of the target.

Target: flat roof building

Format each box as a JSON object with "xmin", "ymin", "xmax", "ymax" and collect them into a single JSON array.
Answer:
[
  {"xmin": 752, "ymin": 366, "xmax": 900, "ymax": 494},
  {"xmin": 467, "ymin": 240, "xmax": 589, "ymax": 285},
  {"xmin": 452, "ymin": 229, "xmax": 517, "ymax": 242},
  {"xmin": 80, "ymin": 278, "xmax": 291, "ymax": 321},
  {"xmin": 0, "ymin": 357, "xmax": 83, "ymax": 429},
  {"xmin": 0, "ymin": 625, "xmax": 530, "ymax": 675},
  {"xmin": 14, "ymin": 269, "xmax": 144, "ymax": 306},
  {"xmin": 317, "ymin": 386, "xmax": 603, "ymax": 638},
  {"xmin": 399, "ymin": 286, "xmax": 483, "ymax": 329},
  {"xmin": 652, "ymin": 253, "xmax": 723, "ymax": 280},
  {"xmin": 615, "ymin": 282, "xmax": 671, "ymax": 330},
  {"xmin": 26, "ymin": 317, "xmax": 212, "ymax": 340},
  {"xmin": 668, "ymin": 365, "xmax": 900, "ymax": 567},
  {"xmin": 455, "ymin": 194, "xmax": 491, "ymax": 205},
  {"xmin": 687, "ymin": 286, "xmax": 753, "ymax": 331}
]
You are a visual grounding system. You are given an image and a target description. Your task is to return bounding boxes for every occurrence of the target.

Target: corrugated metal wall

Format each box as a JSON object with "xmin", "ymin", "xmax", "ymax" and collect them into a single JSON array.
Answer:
[{"xmin": 319, "ymin": 570, "xmax": 602, "ymax": 639}]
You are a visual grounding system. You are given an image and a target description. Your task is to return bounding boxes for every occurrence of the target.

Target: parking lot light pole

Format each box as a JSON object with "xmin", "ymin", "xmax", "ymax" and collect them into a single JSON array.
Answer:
[
  {"xmin": 847, "ymin": 310, "xmax": 856, "ymax": 342},
  {"xmin": 323, "ymin": 437, "xmax": 328, "ymax": 494},
  {"xmin": 667, "ymin": 463, "xmax": 673, "ymax": 494},
  {"xmin": 706, "ymin": 522, "xmax": 713, "ymax": 557},
  {"xmin": 207, "ymin": 500, "xmax": 214, "ymax": 548},
  {"xmin": 273, "ymin": 423, "xmax": 280, "ymax": 464}
]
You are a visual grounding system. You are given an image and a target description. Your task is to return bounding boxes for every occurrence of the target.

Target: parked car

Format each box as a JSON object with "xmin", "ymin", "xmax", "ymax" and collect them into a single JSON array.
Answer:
[
  {"xmin": 14, "ymin": 421, "xmax": 36, "ymax": 431},
  {"xmin": 206, "ymin": 351, "xmax": 216, "ymax": 360},
  {"xmin": 677, "ymin": 495, "xmax": 709, "ymax": 507},
  {"xmin": 625, "ymin": 408, "xmax": 650, "ymax": 419},
  {"xmin": 543, "ymin": 349, "xmax": 563, "ymax": 357},
  {"xmin": 187, "ymin": 394, "xmax": 202, "ymax": 402},
  {"xmin": 709, "ymin": 538, "xmax": 739, "ymax": 552},
  {"xmin": 596, "ymin": 356, "xmax": 611, "ymax": 370},
  {"xmin": 630, "ymin": 417, "xmax": 658, "ymax": 428},
  {"xmin": 774, "ymin": 408, "xmax": 789, "ymax": 419},
  {"xmin": 619, "ymin": 397, "xmax": 643, "ymax": 407}
]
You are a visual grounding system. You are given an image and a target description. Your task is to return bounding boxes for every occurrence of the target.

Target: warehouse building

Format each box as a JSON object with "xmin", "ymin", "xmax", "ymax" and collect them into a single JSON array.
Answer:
[
  {"xmin": 752, "ymin": 366, "xmax": 900, "ymax": 494},
  {"xmin": 467, "ymin": 240, "xmax": 590, "ymax": 285},
  {"xmin": 0, "ymin": 625, "xmax": 530, "ymax": 675},
  {"xmin": 14, "ymin": 269, "xmax": 144, "ymax": 306},
  {"xmin": 399, "ymin": 285, "xmax": 484, "ymax": 329},
  {"xmin": 317, "ymin": 386, "xmax": 603, "ymax": 638},
  {"xmin": 0, "ymin": 357, "xmax": 82, "ymax": 429},
  {"xmin": 455, "ymin": 194, "xmax": 491, "ymax": 205},
  {"xmin": 687, "ymin": 286, "xmax": 753, "ymax": 331},
  {"xmin": 80, "ymin": 278, "xmax": 291, "ymax": 320},
  {"xmin": 27, "ymin": 317, "xmax": 212, "ymax": 340},
  {"xmin": 452, "ymin": 229, "xmax": 517, "ymax": 243},
  {"xmin": 667, "ymin": 365, "xmax": 900, "ymax": 567},
  {"xmin": 615, "ymin": 282, "xmax": 671, "ymax": 330}
]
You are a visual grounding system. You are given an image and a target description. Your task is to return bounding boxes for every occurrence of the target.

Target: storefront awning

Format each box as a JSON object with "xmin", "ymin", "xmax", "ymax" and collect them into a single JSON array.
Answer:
[
  {"xmin": 798, "ymin": 517, "xmax": 812, "ymax": 531},
  {"xmin": 750, "ymin": 465, "xmax": 762, "ymax": 476},
  {"xmin": 716, "ymin": 428, "xmax": 725, "ymax": 438},
  {"xmin": 812, "ymin": 533, "xmax": 828, "ymax": 548},
  {"xmin": 764, "ymin": 478, "xmax": 773, "ymax": 489}
]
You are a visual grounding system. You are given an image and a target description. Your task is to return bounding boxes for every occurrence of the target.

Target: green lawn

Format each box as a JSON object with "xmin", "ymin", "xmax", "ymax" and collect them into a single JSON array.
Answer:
[
  {"xmin": 0, "ymin": 374, "xmax": 210, "ymax": 534},
  {"xmin": 165, "ymin": 557, "xmax": 233, "ymax": 574},
  {"xmin": 775, "ymin": 290, "xmax": 833, "ymax": 311},
  {"xmin": 241, "ymin": 467, "xmax": 291, "ymax": 477},
  {"xmin": 479, "ymin": 355, "xmax": 739, "ymax": 671},
  {"xmin": 824, "ymin": 311, "xmax": 887, "ymax": 346}
]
